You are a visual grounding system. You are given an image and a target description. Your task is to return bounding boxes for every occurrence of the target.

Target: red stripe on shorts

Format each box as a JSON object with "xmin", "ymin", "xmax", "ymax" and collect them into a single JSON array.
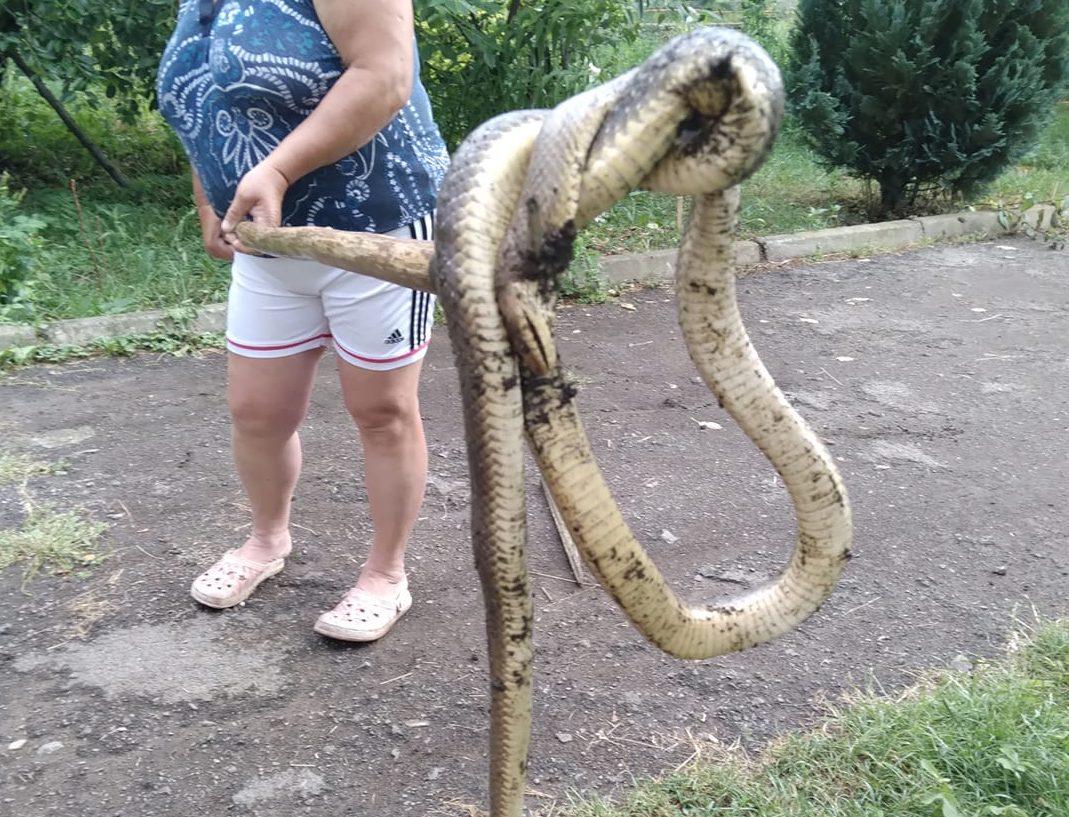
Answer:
[
  {"xmin": 227, "ymin": 332, "xmax": 333, "ymax": 352},
  {"xmin": 334, "ymin": 337, "xmax": 429, "ymax": 365}
]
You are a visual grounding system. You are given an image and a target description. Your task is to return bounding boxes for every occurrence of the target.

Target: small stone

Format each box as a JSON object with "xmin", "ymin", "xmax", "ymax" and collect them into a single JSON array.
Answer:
[
  {"xmin": 992, "ymin": 565, "xmax": 1008, "ymax": 576},
  {"xmin": 425, "ymin": 767, "xmax": 443, "ymax": 781},
  {"xmin": 7, "ymin": 739, "xmax": 26, "ymax": 751},
  {"xmin": 390, "ymin": 748, "xmax": 401, "ymax": 760},
  {"xmin": 37, "ymin": 741, "xmax": 64, "ymax": 755},
  {"xmin": 556, "ymin": 732, "xmax": 574, "ymax": 744},
  {"xmin": 949, "ymin": 654, "xmax": 972, "ymax": 673},
  {"xmin": 716, "ymin": 567, "xmax": 758, "ymax": 586},
  {"xmin": 693, "ymin": 419, "xmax": 723, "ymax": 431},
  {"xmin": 621, "ymin": 691, "xmax": 642, "ymax": 709},
  {"xmin": 30, "ymin": 426, "xmax": 95, "ymax": 450},
  {"xmin": 660, "ymin": 529, "xmax": 679, "ymax": 545}
]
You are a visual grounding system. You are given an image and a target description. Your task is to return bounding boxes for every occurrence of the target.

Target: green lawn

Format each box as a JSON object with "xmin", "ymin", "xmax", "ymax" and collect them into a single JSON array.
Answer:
[{"xmin": 568, "ymin": 620, "xmax": 1069, "ymax": 817}]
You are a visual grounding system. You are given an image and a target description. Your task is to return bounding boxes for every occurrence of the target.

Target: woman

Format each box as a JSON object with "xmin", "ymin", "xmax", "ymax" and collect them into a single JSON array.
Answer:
[{"xmin": 156, "ymin": 0, "xmax": 450, "ymax": 641}]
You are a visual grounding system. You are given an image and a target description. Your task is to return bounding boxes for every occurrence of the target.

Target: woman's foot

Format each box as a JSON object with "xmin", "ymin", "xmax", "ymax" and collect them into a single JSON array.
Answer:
[
  {"xmin": 314, "ymin": 567, "xmax": 411, "ymax": 642},
  {"xmin": 190, "ymin": 534, "xmax": 291, "ymax": 609},
  {"xmin": 233, "ymin": 531, "xmax": 292, "ymax": 564}
]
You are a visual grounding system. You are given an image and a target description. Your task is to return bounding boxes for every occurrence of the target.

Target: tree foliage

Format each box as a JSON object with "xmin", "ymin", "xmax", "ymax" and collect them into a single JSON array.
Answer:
[
  {"xmin": 0, "ymin": 0, "xmax": 173, "ymax": 119},
  {"xmin": 414, "ymin": 0, "xmax": 640, "ymax": 148},
  {"xmin": 787, "ymin": 0, "xmax": 1069, "ymax": 214}
]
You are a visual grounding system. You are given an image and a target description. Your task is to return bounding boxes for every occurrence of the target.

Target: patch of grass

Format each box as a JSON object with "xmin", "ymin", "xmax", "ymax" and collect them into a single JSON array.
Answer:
[
  {"xmin": 983, "ymin": 102, "xmax": 1069, "ymax": 210},
  {"xmin": 0, "ymin": 452, "xmax": 66, "ymax": 485},
  {"xmin": 564, "ymin": 237, "xmax": 611, "ymax": 304},
  {"xmin": 8, "ymin": 174, "xmax": 229, "ymax": 323},
  {"xmin": 566, "ymin": 619, "xmax": 1069, "ymax": 817},
  {"xmin": 0, "ymin": 493, "xmax": 109, "ymax": 585}
]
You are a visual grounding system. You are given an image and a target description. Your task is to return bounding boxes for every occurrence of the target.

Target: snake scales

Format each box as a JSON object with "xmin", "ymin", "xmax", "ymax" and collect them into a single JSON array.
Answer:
[{"xmin": 238, "ymin": 27, "xmax": 852, "ymax": 817}]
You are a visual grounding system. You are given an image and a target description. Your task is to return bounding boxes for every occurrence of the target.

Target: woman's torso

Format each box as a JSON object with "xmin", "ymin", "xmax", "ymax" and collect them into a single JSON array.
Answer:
[{"xmin": 156, "ymin": 0, "xmax": 450, "ymax": 233}]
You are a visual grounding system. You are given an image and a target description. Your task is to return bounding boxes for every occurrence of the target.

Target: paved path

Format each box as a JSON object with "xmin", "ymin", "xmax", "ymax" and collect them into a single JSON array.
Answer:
[{"xmin": 1, "ymin": 238, "xmax": 1066, "ymax": 816}]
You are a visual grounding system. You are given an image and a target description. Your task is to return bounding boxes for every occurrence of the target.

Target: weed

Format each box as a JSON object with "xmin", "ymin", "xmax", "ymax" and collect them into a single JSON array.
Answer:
[
  {"xmin": 0, "ymin": 452, "xmax": 66, "ymax": 485},
  {"xmin": 0, "ymin": 329, "xmax": 224, "ymax": 372},
  {"xmin": 0, "ymin": 490, "xmax": 109, "ymax": 586}
]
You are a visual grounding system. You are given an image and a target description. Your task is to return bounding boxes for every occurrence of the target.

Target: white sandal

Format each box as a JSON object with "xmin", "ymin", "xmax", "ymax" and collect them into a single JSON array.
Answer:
[
  {"xmin": 314, "ymin": 577, "xmax": 412, "ymax": 642},
  {"xmin": 190, "ymin": 549, "xmax": 286, "ymax": 609}
]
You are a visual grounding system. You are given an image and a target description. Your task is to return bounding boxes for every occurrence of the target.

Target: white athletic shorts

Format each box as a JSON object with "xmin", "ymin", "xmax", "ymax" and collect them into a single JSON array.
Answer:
[{"xmin": 226, "ymin": 212, "xmax": 436, "ymax": 371}]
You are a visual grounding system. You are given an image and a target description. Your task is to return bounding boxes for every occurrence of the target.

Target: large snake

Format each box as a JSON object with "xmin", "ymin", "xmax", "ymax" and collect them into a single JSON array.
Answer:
[{"xmin": 238, "ymin": 27, "xmax": 852, "ymax": 817}]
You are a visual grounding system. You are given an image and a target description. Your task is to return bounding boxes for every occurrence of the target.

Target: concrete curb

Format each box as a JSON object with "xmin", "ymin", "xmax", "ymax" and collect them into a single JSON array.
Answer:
[
  {"xmin": 598, "ymin": 204, "xmax": 1056, "ymax": 284},
  {"xmin": 599, "ymin": 240, "xmax": 762, "ymax": 284},
  {"xmin": 0, "ymin": 324, "xmax": 36, "ymax": 349},
  {"xmin": 0, "ymin": 206, "xmax": 1056, "ymax": 353},
  {"xmin": 37, "ymin": 304, "xmax": 227, "ymax": 348},
  {"xmin": 2, "ymin": 304, "xmax": 227, "ymax": 353},
  {"xmin": 760, "ymin": 218, "xmax": 923, "ymax": 260}
]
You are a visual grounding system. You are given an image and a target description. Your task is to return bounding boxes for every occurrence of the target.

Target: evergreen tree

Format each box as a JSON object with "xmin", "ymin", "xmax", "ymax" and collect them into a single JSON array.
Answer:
[{"xmin": 787, "ymin": 0, "xmax": 1069, "ymax": 213}]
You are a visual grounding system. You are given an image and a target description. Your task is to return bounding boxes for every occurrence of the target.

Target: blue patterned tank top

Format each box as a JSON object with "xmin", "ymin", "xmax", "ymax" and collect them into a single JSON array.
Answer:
[{"xmin": 156, "ymin": 0, "xmax": 450, "ymax": 234}]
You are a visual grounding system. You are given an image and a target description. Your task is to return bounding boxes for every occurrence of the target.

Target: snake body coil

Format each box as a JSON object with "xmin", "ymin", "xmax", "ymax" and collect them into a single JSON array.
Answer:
[{"xmin": 239, "ymin": 27, "xmax": 852, "ymax": 817}]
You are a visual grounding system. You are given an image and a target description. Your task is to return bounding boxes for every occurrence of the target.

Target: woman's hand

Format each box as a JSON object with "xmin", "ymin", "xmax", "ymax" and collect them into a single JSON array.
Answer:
[
  {"xmin": 191, "ymin": 169, "xmax": 237, "ymax": 261},
  {"xmin": 197, "ymin": 203, "xmax": 235, "ymax": 262},
  {"xmin": 220, "ymin": 161, "xmax": 291, "ymax": 254}
]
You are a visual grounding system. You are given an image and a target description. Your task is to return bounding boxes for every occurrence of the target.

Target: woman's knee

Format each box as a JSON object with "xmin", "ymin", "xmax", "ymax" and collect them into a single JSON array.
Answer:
[
  {"xmin": 226, "ymin": 350, "xmax": 320, "ymax": 438},
  {"xmin": 346, "ymin": 391, "xmax": 419, "ymax": 437},
  {"xmin": 228, "ymin": 391, "xmax": 306, "ymax": 438}
]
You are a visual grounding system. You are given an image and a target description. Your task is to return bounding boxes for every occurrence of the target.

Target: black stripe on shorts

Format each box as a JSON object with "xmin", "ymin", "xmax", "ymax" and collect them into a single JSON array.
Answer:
[{"xmin": 409, "ymin": 290, "xmax": 417, "ymax": 351}]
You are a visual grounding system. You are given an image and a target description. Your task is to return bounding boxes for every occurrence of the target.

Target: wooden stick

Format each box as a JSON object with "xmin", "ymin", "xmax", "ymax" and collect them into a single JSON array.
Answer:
[
  {"xmin": 541, "ymin": 476, "xmax": 585, "ymax": 585},
  {"xmin": 237, "ymin": 222, "xmax": 435, "ymax": 292}
]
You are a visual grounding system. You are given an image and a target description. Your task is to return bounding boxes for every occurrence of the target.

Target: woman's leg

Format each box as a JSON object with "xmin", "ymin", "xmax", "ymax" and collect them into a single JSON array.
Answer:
[
  {"xmin": 227, "ymin": 348, "xmax": 323, "ymax": 562},
  {"xmin": 335, "ymin": 357, "xmax": 428, "ymax": 595}
]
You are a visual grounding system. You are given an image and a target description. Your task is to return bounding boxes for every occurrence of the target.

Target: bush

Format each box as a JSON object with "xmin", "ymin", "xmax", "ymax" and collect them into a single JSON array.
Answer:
[
  {"xmin": 0, "ymin": 174, "xmax": 44, "ymax": 313},
  {"xmin": 787, "ymin": 0, "xmax": 1069, "ymax": 214},
  {"xmin": 0, "ymin": 71, "xmax": 184, "ymax": 186},
  {"xmin": 415, "ymin": 0, "xmax": 641, "ymax": 148}
]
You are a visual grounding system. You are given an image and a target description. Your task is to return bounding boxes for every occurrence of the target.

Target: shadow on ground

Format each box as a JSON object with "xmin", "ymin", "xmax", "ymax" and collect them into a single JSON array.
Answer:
[{"xmin": 1, "ymin": 239, "xmax": 1066, "ymax": 816}]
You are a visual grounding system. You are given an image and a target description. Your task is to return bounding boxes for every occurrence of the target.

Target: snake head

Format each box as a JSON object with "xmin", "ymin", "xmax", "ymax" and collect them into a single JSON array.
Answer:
[
  {"xmin": 495, "ymin": 197, "xmax": 579, "ymax": 378},
  {"xmin": 498, "ymin": 278, "xmax": 557, "ymax": 377}
]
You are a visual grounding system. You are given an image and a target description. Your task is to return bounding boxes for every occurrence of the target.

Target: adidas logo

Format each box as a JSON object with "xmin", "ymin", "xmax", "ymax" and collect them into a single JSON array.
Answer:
[{"xmin": 384, "ymin": 329, "xmax": 405, "ymax": 345}]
